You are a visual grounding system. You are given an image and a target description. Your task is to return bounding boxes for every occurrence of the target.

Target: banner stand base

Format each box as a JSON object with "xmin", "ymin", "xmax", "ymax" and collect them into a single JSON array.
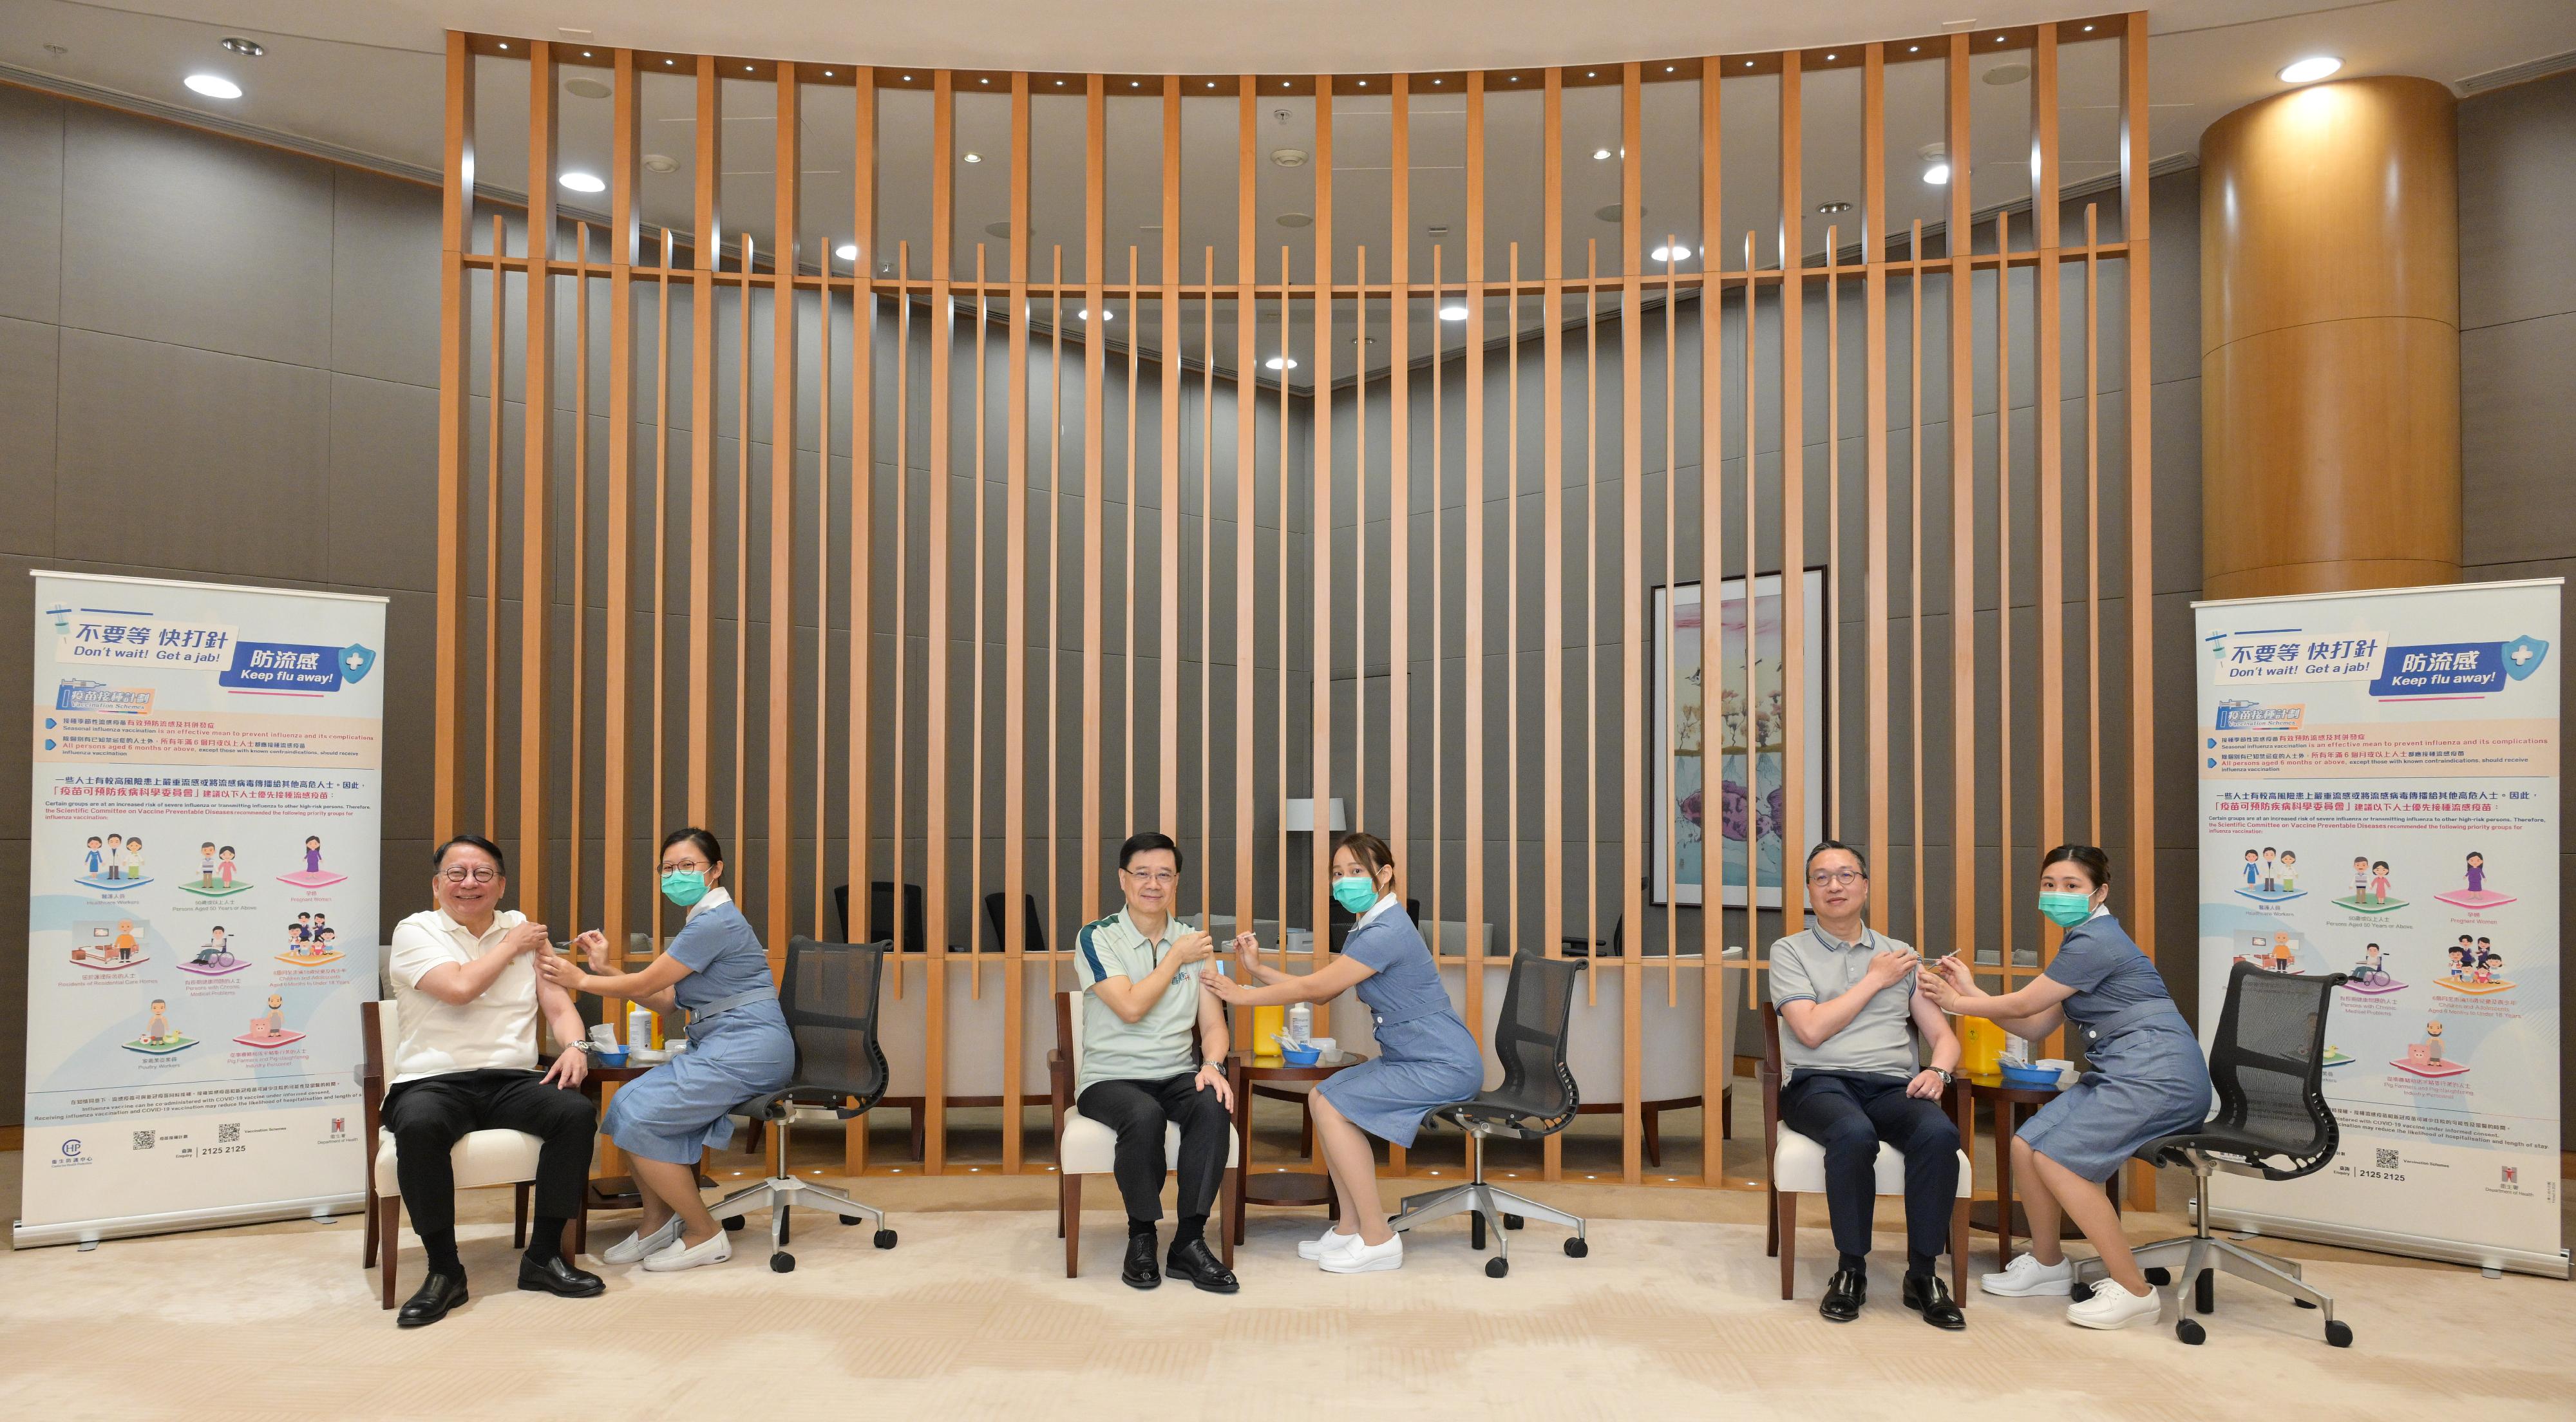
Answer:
[
  {"xmin": 2209, "ymin": 1204, "xmax": 2571, "ymax": 1280},
  {"xmin": 14, "ymin": 1191, "xmax": 365, "ymax": 1251}
]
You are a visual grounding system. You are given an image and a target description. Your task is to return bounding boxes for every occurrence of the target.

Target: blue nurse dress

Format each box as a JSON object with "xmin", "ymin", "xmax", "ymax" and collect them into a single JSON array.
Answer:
[
  {"xmin": 2017, "ymin": 909, "xmax": 2214, "ymax": 1182},
  {"xmin": 1312, "ymin": 902, "xmax": 1486, "ymax": 1148},
  {"xmin": 600, "ymin": 891, "xmax": 795, "ymax": 1165}
]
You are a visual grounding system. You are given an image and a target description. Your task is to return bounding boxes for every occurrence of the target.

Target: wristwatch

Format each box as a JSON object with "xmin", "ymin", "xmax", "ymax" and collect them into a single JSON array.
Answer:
[{"xmin": 1930, "ymin": 1067, "xmax": 1955, "ymax": 1085}]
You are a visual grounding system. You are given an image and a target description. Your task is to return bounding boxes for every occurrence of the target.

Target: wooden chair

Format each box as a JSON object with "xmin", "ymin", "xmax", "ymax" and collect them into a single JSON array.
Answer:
[
  {"xmin": 1046, "ymin": 991, "xmax": 1237, "ymax": 1278},
  {"xmin": 1759, "ymin": 1002, "xmax": 1969, "ymax": 1303},
  {"xmin": 359, "ymin": 998, "xmax": 587, "ymax": 1309}
]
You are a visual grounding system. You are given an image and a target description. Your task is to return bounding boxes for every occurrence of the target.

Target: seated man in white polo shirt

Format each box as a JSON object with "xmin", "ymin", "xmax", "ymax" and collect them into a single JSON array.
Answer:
[
  {"xmin": 381, "ymin": 834, "xmax": 603, "ymax": 1327},
  {"xmin": 1074, "ymin": 831, "xmax": 1238, "ymax": 1294},
  {"xmin": 1770, "ymin": 839, "xmax": 1965, "ymax": 1331}
]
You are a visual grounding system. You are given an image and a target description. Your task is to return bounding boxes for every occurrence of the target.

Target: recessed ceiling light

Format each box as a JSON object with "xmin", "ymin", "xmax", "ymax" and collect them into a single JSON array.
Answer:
[
  {"xmin": 1439, "ymin": 304, "xmax": 1468, "ymax": 321},
  {"xmin": 1909, "ymin": 45, "xmax": 1919, "ymax": 53},
  {"xmin": 824, "ymin": 70, "xmax": 833, "ymax": 77},
  {"xmin": 1265, "ymin": 355, "xmax": 1297, "ymax": 370},
  {"xmin": 184, "ymin": 73, "xmax": 242, "ymax": 99},
  {"xmin": 963, "ymin": 151, "xmax": 983, "ymax": 164},
  {"xmin": 1985, "ymin": 64, "xmax": 2031, "ymax": 86},
  {"xmin": 1273, "ymin": 147, "xmax": 1308, "ymax": 167},
  {"xmin": 2279, "ymin": 55, "xmax": 2342, "ymax": 84},
  {"xmin": 1665, "ymin": 65, "xmax": 1674, "ymax": 73},
  {"xmin": 1744, "ymin": 61, "xmax": 1754, "ymax": 68},
  {"xmin": 1209, "ymin": 82, "xmax": 1217, "ymax": 89},
  {"xmin": 1593, "ymin": 147, "xmax": 1613, "ymax": 160},
  {"xmin": 666, "ymin": 59, "xmax": 675, "ymax": 66},
  {"xmin": 1358, "ymin": 80, "xmax": 1367, "ymax": 87},
  {"xmin": 1650, "ymin": 243, "xmax": 1690, "ymax": 262},
  {"xmin": 980, "ymin": 77, "xmax": 989, "ymax": 84},
  {"xmin": 1816, "ymin": 200, "xmax": 1853, "ymax": 214},
  {"xmin": 2083, "ymin": 24, "xmax": 2095, "ymax": 32},
  {"xmin": 1826, "ymin": 53, "xmax": 1837, "ymax": 61},
  {"xmin": 1276, "ymin": 212, "xmax": 1312, "ymax": 228},
  {"xmin": 1587, "ymin": 70, "xmax": 1596, "ymax": 78},
  {"xmin": 835, "ymin": 242, "xmax": 858, "ymax": 260},
  {"xmin": 643, "ymin": 153, "xmax": 679, "ymax": 173},
  {"xmin": 220, "ymin": 37, "xmax": 264, "ymax": 57},
  {"xmin": 559, "ymin": 171, "xmax": 606, "ymax": 193},
  {"xmin": 1923, "ymin": 162, "xmax": 1952, "ymax": 185},
  {"xmin": 1077, "ymin": 308, "xmax": 1113, "ymax": 321},
  {"xmin": 581, "ymin": 50, "xmax": 593, "ymax": 58},
  {"xmin": 498, "ymin": 43, "xmax": 509, "ymax": 50},
  {"xmin": 565, "ymin": 77, "xmax": 612, "ymax": 99}
]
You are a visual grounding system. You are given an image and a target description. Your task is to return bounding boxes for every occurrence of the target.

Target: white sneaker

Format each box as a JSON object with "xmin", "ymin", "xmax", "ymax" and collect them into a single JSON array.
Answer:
[
  {"xmin": 640, "ymin": 1229, "xmax": 733, "ymax": 1273},
  {"xmin": 1982, "ymin": 1252, "xmax": 2075, "ymax": 1297},
  {"xmin": 1299, "ymin": 1226, "xmax": 1361, "ymax": 1260},
  {"xmin": 1318, "ymin": 1233, "xmax": 1403, "ymax": 1274},
  {"xmin": 2066, "ymin": 1278, "xmax": 2162, "ymax": 1330},
  {"xmin": 603, "ymin": 1217, "xmax": 684, "ymax": 1265}
]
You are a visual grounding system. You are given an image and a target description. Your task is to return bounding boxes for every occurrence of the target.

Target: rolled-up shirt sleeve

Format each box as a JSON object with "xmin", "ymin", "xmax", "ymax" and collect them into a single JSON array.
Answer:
[{"xmin": 386, "ymin": 918, "xmax": 454, "ymax": 990}]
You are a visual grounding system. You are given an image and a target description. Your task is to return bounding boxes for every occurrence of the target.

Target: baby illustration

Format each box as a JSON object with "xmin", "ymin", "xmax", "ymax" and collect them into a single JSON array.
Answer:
[{"xmin": 145, "ymin": 999, "xmax": 172, "ymax": 1044}]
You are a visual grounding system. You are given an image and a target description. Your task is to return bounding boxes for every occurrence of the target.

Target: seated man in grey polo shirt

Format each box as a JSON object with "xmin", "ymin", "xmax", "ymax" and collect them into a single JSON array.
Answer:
[
  {"xmin": 1770, "ymin": 839, "xmax": 1965, "ymax": 1330},
  {"xmin": 1074, "ymin": 831, "xmax": 1238, "ymax": 1294}
]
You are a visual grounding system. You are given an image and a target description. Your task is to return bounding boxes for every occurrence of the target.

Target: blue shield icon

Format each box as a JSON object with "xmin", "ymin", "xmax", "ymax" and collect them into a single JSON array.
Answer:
[
  {"xmin": 2501, "ymin": 634, "xmax": 2549, "ymax": 681},
  {"xmin": 339, "ymin": 643, "xmax": 379, "ymax": 683}
]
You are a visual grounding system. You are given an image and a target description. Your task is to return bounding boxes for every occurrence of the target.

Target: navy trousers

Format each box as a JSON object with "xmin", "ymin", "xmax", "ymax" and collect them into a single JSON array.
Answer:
[{"xmin": 1781, "ymin": 1070, "xmax": 1960, "ymax": 1263}]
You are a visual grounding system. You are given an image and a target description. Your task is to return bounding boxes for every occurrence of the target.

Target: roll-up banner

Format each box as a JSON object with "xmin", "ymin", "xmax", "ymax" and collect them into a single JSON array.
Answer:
[
  {"xmin": 17, "ymin": 573, "xmax": 384, "ymax": 1248},
  {"xmin": 2195, "ymin": 579, "xmax": 2564, "ymax": 1278}
]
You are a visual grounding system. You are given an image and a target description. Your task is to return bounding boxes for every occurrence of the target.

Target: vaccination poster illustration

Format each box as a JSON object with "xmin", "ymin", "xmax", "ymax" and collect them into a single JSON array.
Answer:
[
  {"xmin": 18, "ymin": 573, "xmax": 384, "ymax": 1247},
  {"xmin": 2195, "ymin": 580, "xmax": 2562, "ymax": 1278}
]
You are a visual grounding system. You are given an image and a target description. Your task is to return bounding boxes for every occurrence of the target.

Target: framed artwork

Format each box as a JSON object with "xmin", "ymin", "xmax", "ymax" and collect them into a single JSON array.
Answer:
[{"xmin": 1651, "ymin": 567, "xmax": 1829, "ymax": 909}]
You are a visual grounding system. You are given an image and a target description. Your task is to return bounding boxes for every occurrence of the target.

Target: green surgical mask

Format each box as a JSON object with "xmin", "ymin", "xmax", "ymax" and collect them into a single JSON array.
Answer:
[
  {"xmin": 2037, "ymin": 891, "xmax": 2094, "ymax": 927},
  {"xmin": 661, "ymin": 869, "xmax": 710, "ymax": 907},
  {"xmin": 1332, "ymin": 876, "xmax": 1379, "ymax": 915}
]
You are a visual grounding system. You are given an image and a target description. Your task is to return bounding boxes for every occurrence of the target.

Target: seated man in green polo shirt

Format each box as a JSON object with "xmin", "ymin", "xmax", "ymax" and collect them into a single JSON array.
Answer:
[{"xmin": 1074, "ymin": 831, "xmax": 1238, "ymax": 1293}]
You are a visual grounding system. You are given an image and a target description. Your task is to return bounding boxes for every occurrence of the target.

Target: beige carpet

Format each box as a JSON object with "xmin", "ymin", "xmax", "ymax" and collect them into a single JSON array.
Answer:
[{"xmin": 5, "ymin": 1163, "xmax": 2573, "ymax": 1421}]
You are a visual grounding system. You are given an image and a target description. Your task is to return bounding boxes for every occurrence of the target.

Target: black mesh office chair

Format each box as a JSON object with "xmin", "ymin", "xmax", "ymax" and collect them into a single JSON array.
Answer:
[
  {"xmin": 832, "ymin": 882, "xmax": 930, "ymax": 953},
  {"xmin": 708, "ymin": 937, "xmax": 901, "ymax": 1272},
  {"xmin": 982, "ymin": 891, "xmax": 1046, "ymax": 954},
  {"xmin": 2072, "ymin": 961, "xmax": 2353, "ymax": 1347},
  {"xmin": 1388, "ymin": 952, "xmax": 1590, "ymax": 1278}
]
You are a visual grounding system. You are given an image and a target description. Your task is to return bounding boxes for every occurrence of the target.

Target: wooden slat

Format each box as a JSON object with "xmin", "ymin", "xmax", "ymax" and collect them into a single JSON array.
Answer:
[
  {"xmin": 1698, "ymin": 54, "xmax": 1728, "ymax": 1186},
  {"xmin": 846, "ymin": 67, "xmax": 876, "ymax": 1175},
  {"xmin": 1001, "ymin": 70, "xmax": 1031, "ymax": 1173},
  {"xmin": 1160, "ymin": 77, "xmax": 1184, "ymax": 833},
  {"xmin": 1947, "ymin": 35, "xmax": 1976, "ymax": 962},
  {"xmin": 1778, "ymin": 52, "xmax": 1806, "ymax": 943},
  {"xmin": 602, "ymin": 46, "xmax": 638, "ymax": 983},
  {"xmin": 1082, "ymin": 77, "xmax": 1107, "ymax": 931},
  {"xmin": 1862, "ymin": 44, "xmax": 1891, "ymax": 934},
  {"xmin": 1618, "ymin": 62, "xmax": 1644, "ymax": 1185},
  {"xmin": 2120, "ymin": 7, "xmax": 2159, "ymax": 1207},
  {"xmin": 923, "ymin": 70, "xmax": 956, "ymax": 1173},
  {"xmin": 768, "ymin": 64, "xmax": 799, "ymax": 962},
  {"xmin": 521, "ymin": 41, "xmax": 558, "ymax": 922},
  {"xmin": 2032, "ymin": 26, "xmax": 2068, "ymax": 1003},
  {"xmin": 433, "ymin": 33, "xmax": 473, "ymax": 846},
  {"xmin": 688, "ymin": 55, "xmax": 721, "ymax": 826}
]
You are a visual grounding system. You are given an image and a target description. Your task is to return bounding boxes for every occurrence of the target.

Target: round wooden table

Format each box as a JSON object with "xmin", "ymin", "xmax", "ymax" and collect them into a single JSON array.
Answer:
[
  {"xmin": 1227, "ymin": 1049, "xmax": 1370, "ymax": 1245},
  {"xmin": 1957, "ymin": 1072, "xmax": 2121, "ymax": 1266}
]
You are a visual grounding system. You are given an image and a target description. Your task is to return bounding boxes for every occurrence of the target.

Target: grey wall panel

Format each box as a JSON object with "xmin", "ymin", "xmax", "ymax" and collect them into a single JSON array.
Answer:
[
  {"xmin": 327, "ymin": 373, "xmax": 439, "ymax": 591},
  {"xmin": 330, "ymin": 168, "xmax": 442, "ymax": 389},
  {"xmin": 0, "ymin": 316, "xmax": 58, "ymax": 556},
  {"xmin": 2458, "ymin": 70, "xmax": 2576, "ymax": 332},
  {"xmin": 0, "ymin": 86, "xmax": 64, "ymax": 327}
]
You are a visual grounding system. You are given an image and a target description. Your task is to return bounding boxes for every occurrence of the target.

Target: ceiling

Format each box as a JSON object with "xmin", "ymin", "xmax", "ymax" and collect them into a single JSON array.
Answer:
[{"xmin": 6, "ymin": 0, "xmax": 2572, "ymax": 377}]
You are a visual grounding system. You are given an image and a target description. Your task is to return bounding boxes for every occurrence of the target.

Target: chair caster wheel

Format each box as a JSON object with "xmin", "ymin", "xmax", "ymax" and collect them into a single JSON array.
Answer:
[
  {"xmin": 2325, "ymin": 1320, "xmax": 2353, "ymax": 1348},
  {"xmin": 840, "ymin": 1215, "xmax": 863, "ymax": 1226},
  {"xmin": 2295, "ymin": 1298, "xmax": 2318, "ymax": 1309},
  {"xmin": 770, "ymin": 1252, "xmax": 795, "ymax": 1273},
  {"xmin": 1486, "ymin": 1257, "xmax": 1509, "ymax": 1278},
  {"xmin": 1564, "ymin": 1237, "xmax": 1588, "ymax": 1258},
  {"xmin": 873, "ymin": 1229, "xmax": 898, "ymax": 1249},
  {"xmin": 2070, "ymin": 1280, "xmax": 2095, "ymax": 1304},
  {"xmin": 723, "ymin": 1217, "xmax": 744, "ymax": 1232},
  {"xmin": 1504, "ymin": 1214, "xmax": 1524, "ymax": 1229},
  {"xmin": 2145, "ymin": 1267, "xmax": 2170, "ymax": 1285},
  {"xmin": 2176, "ymin": 1319, "xmax": 2204, "ymax": 1345},
  {"xmin": 1470, "ymin": 1215, "xmax": 1487, "ymax": 1250}
]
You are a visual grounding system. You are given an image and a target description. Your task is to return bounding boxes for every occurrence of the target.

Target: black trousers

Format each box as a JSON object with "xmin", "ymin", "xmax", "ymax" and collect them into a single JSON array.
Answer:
[
  {"xmin": 382, "ymin": 1067, "xmax": 596, "ymax": 1234},
  {"xmin": 1781, "ymin": 1070, "xmax": 1960, "ymax": 1262},
  {"xmin": 1077, "ymin": 1072, "xmax": 1230, "ymax": 1224}
]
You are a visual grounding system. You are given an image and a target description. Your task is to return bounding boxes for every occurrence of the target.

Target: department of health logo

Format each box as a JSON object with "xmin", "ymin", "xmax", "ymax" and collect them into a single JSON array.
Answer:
[
  {"xmin": 61, "ymin": 1139, "xmax": 80, "ymax": 1157},
  {"xmin": 53, "ymin": 1137, "xmax": 91, "ymax": 1167}
]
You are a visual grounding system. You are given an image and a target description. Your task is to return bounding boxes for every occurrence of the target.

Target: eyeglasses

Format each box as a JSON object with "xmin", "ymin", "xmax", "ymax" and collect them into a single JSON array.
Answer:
[
  {"xmin": 437, "ymin": 866, "xmax": 499, "ymax": 885},
  {"xmin": 659, "ymin": 859, "xmax": 712, "ymax": 875},
  {"xmin": 1807, "ymin": 868, "xmax": 1866, "ymax": 887},
  {"xmin": 1122, "ymin": 868, "xmax": 1177, "ymax": 886}
]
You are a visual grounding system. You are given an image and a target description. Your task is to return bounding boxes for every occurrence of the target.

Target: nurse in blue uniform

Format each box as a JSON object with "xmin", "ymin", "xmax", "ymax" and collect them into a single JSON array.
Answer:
[
  {"xmin": 1202, "ymin": 831, "xmax": 1483, "ymax": 1274},
  {"xmin": 541, "ymin": 827, "xmax": 794, "ymax": 1275},
  {"xmin": 1920, "ymin": 844, "xmax": 2213, "ymax": 1331}
]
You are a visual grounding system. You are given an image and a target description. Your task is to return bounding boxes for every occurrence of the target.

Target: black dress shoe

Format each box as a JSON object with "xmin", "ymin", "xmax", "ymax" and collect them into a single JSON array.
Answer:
[
  {"xmin": 1166, "ymin": 1238, "xmax": 1240, "ymax": 1294},
  {"xmin": 1819, "ymin": 1267, "xmax": 1867, "ymax": 1323},
  {"xmin": 516, "ymin": 1253, "xmax": 606, "ymax": 1298},
  {"xmin": 396, "ymin": 1271, "xmax": 468, "ymax": 1328},
  {"xmin": 1121, "ymin": 1231, "xmax": 1162, "ymax": 1290},
  {"xmin": 1903, "ymin": 1271, "xmax": 1967, "ymax": 1330}
]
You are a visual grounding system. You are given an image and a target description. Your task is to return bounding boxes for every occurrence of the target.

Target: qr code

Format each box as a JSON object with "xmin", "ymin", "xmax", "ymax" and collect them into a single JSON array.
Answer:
[
  {"xmin": 218, "ymin": 1123, "xmax": 240, "ymax": 1144},
  {"xmin": 131, "ymin": 1130, "xmax": 155, "ymax": 1150},
  {"xmin": 2375, "ymin": 1148, "xmax": 2400, "ymax": 1170}
]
